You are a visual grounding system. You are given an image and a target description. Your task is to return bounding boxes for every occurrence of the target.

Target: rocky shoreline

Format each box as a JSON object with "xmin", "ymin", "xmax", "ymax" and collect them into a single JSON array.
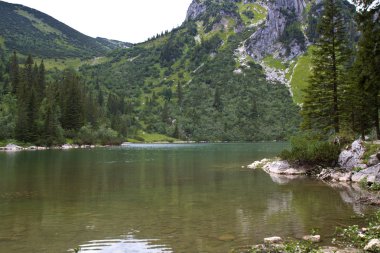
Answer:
[
  {"xmin": 248, "ymin": 140, "xmax": 380, "ymax": 193},
  {"xmin": 242, "ymin": 140, "xmax": 380, "ymax": 252}
]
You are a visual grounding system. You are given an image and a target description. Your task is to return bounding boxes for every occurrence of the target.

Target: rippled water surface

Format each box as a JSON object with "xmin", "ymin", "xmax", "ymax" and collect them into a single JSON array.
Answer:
[{"xmin": 0, "ymin": 143, "xmax": 374, "ymax": 253}]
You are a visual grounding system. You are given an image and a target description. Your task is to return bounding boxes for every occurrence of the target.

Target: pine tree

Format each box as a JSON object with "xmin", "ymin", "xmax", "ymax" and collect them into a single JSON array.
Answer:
[
  {"xmin": 37, "ymin": 60, "xmax": 46, "ymax": 103},
  {"xmin": 43, "ymin": 82, "xmax": 63, "ymax": 146},
  {"xmin": 301, "ymin": 0, "xmax": 350, "ymax": 134},
  {"xmin": 9, "ymin": 51, "xmax": 19, "ymax": 94},
  {"xmin": 60, "ymin": 70, "xmax": 84, "ymax": 131}
]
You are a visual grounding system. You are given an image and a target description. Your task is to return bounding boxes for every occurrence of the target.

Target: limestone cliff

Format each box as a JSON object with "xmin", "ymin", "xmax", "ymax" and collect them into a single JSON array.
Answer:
[{"xmin": 245, "ymin": 0, "xmax": 307, "ymax": 61}]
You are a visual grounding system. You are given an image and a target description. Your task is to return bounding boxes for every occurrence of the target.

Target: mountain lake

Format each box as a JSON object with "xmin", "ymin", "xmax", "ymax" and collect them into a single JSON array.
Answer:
[{"xmin": 0, "ymin": 143, "xmax": 375, "ymax": 253}]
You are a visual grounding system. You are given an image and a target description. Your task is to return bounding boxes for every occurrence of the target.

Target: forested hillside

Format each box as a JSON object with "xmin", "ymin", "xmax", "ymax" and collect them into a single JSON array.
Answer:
[
  {"xmin": 2, "ymin": 0, "xmax": 374, "ymax": 146},
  {"xmin": 0, "ymin": 1, "xmax": 130, "ymax": 58}
]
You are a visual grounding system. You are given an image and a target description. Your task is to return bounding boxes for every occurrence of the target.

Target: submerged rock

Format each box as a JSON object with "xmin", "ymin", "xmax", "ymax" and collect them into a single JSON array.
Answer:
[
  {"xmin": 264, "ymin": 236, "xmax": 283, "ymax": 244},
  {"xmin": 218, "ymin": 234, "xmax": 235, "ymax": 241},
  {"xmin": 302, "ymin": 235, "xmax": 321, "ymax": 243}
]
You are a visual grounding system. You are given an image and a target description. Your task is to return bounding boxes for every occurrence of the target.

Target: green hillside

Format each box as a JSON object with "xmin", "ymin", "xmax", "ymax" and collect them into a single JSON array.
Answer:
[
  {"xmin": 0, "ymin": 1, "xmax": 130, "ymax": 58},
  {"xmin": 0, "ymin": 0, "xmax": 306, "ymax": 144}
]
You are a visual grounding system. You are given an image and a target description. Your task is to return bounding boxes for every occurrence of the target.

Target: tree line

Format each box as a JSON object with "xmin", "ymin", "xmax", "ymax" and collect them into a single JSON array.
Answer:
[
  {"xmin": 0, "ymin": 53, "xmax": 122, "ymax": 146},
  {"xmin": 301, "ymin": 0, "xmax": 379, "ymax": 140}
]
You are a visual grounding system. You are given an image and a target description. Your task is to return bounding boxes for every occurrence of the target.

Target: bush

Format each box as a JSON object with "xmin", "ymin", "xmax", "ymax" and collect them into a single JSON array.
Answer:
[{"xmin": 280, "ymin": 133, "xmax": 341, "ymax": 167}]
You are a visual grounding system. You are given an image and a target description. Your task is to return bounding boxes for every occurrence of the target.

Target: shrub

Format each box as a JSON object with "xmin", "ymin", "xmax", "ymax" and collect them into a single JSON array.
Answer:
[{"xmin": 280, "ymin": 133, "xmax": 341, "ymax": 167}]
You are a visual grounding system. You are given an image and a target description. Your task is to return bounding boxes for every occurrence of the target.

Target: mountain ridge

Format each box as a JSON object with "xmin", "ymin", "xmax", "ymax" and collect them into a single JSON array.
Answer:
[{"xmin": 0, "ymin": 0, "xmax": 131, "ymax": 58}]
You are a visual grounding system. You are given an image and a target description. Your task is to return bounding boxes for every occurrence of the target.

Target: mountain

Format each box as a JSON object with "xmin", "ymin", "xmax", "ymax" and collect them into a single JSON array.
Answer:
[
  {"xmin": 0, "ymin": 1, "xmax": 131, "ymax": 58},
  {"xmin": 0, "ymin": 0, "xmax": 358, "ymax": 144}
]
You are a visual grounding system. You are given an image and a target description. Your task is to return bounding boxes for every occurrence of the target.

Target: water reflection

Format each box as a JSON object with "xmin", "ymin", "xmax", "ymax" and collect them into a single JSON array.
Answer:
[
  {"xmin": 76, "ymin": 235, "xmax": 172, "ymax": 253},
  {"xmin": 0, "ymin": 143, "xmax": 375, "ymax": 253}
]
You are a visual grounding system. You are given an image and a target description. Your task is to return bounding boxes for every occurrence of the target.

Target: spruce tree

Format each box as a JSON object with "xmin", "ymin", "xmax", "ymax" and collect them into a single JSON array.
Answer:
[
  {"xmin": 301, "ymin": 0, "xmax": 350, "ymax": 134},
  {"xmin": 9, "ymin": 51, "xmax": 19, "ymax": 94}
]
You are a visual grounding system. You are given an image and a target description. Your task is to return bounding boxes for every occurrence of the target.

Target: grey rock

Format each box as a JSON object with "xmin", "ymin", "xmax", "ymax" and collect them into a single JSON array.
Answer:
[
  {"xmin": 368, "ymin": 154, "xmax": 380, "ymax": 166},
  {"xmin": 245, "ymin": 0, "xmax": 307, "ymax": 61},
  {"xmin": 318, "ymin": 169, "xmax": 352, "ymax": 182},
  {"xmin": 264, "ymin": 236, "xmax": 283, "ymax": 244},
  {"xmin": 320, "ymin": 247, "xmax": 362, "ymax": 253},
  {"xmin": 364, "ymin": 238, "xmax": 380, "ymax": 251},
  {"xmin": 351, "ymin": 164, "xmax": 380, "ymax": 184},
  {"xmin": 263, "ymin": 160, "xmax": 307, "ymax": 175},
  {"xmin": 302, "ymin": 235, "xmax": 321, "ymax": 242},
  {"xmin": 185, "ymin": 0, "xmax": 207, "ymax": 21},
  {"xmin": 339, "ymin": 140, "xmax": 366, "ymax": 169},
  {"xmin": 5, "ymin": 144, "xmax": 23, "ymax": 151}
]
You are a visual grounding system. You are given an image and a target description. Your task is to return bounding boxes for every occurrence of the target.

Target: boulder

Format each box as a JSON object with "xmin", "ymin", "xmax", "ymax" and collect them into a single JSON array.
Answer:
[
  {"xmin": 351, "ymin": 164, "xmax": 380, "ymax": 184},
  {"xmin": 318, "ymin": 169, "xmax": 352, "ymax": 182},
  {"xmin": 302, "ymin": 235, "xmax": 321, "ymax": 243},
  {"xmin": 320, "ymin": 247, "xmax": 362, "ymax": 253},
  {"xmin": 368, "ymin": 153, "xmax": 380, "ymax": 166},
  {"xmin": 339, "ymin": 140, "xmax": 366, "ymax": 169},
  {"xmin": 264, "ymin": 236, "xmax": 283, "ymax": 244},
  {"xmin": 263, "ymin": 160, "xmax": 307, "ymax": 175},
  {"xmin": 364, "ymin": 238, "xmax": 380, "ymax": 251},
  {"xmin": 5, "ymin": 144, "xmax": 23, "ymax": 151},
  {"xmin": 247, "ymin": 158, "xmax": 270, "ymax": 169}
]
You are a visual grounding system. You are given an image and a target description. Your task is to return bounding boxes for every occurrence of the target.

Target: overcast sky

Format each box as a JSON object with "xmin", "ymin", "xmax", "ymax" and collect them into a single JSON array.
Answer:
[{"xmin": 4, "ymin": 0, "xmax": 193, "ymax": 43}]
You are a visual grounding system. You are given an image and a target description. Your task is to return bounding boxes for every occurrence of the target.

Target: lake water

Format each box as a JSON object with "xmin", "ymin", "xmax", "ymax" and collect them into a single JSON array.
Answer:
[{"xmin": 0, "ymin": 143, "xmax": 374, "ymax": 253}]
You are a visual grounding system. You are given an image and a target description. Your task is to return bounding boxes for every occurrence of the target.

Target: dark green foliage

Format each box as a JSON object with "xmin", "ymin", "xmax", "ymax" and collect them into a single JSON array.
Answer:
[
  {"xmin": 59, "ymin": 70, "xmax": 84, "ymax": 130},
  {"xmin": 280, "ymin": 133, "xmax": 341, "ymax": 166},
  {"xmin": 79, "ymin": 22, "xmax": 300, "ymax": 142},
  {"xmin": 301, "ymin": 0, "xmax": 351, "ymax": 134},
  {"xmin": 349, "ymin": 4, "xmax": 380, "ymax": 139},
  {"xmin": 242, "ymin": 10, "xmax": 255, "ymax": 19},
  {"xmin": 279, "ymin": 10, "xmax": 306, "ymax": 51}
]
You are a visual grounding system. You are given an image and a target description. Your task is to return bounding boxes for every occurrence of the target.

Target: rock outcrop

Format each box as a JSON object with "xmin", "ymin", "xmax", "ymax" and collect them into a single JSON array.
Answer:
[
  {"xmin": 245, "ymin": 0, "xmax": 307, "ymax": 61},
  {"xmin": 263, "ymin": 160, "xmax": 307, "ymax": 175},
  {"xmin": 351, "ymin": 164, "xmax": 380, "ymax": 184},
  {"xmin": 339, "ymin": 140, "xmax": 367, "ymax": 169}
]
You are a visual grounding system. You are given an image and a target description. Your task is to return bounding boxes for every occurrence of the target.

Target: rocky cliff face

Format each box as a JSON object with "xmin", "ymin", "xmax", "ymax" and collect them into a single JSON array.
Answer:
[
  {"xmin": 186, "ymin": 0, "xmax": 309, "ymax": 65},
  {"xmin": 186, "ymin": 0, "xmax": 208, "ymax": 21},
  {"xmin": 245, "ymin": 0, "xmax": 307, "ymax": 61}
]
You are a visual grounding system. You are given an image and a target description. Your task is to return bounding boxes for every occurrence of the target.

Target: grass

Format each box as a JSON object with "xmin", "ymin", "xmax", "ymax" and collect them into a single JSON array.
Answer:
[
  {"xmin": 237, "ymin": 3, "xmax": 267, "ymax": 26},
  {"xmin": 363, "ymin": 142, "xmax": 380, "ymax": 163},
  {"xmin": 34, "ymin": 57, "xmax": 110, "ymax": 70},
  {"xmin": 263, "ymin": 55, "xmax": 287, "ymax": 70},
  {"xmin": 16, "ymin": 9, "xmax": 62, "ymax": 36},
  {"xmin": 289, "ymin": 46, "xmax": 314, "ymax": 104},
  {"xmin": 134, "ymin": 131, "xmax": 178, "ymax": 143}
]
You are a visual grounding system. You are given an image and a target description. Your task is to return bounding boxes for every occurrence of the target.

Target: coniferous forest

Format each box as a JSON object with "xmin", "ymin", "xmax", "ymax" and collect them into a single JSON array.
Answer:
[{"xmin": 0, "ymin": 0, "xmax": 378, "ymax": 147}]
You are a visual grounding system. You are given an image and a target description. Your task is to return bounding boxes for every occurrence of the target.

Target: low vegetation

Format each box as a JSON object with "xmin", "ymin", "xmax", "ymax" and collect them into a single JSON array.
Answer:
[{"xmin": 279, "ymin": 133, "xmax": 341, "ymax": 167}]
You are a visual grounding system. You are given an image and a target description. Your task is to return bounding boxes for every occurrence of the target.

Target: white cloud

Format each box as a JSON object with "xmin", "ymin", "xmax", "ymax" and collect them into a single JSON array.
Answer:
[{"xmin": 4, "ymin": 0, "xmax": 193, "ymax": 43}]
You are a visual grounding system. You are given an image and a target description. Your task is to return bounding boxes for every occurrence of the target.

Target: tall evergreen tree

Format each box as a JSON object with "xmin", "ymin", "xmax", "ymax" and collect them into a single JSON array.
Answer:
[
  {"xmin": 60, "ymin": 70, "xmax": 84, "ymax": 131},
  {"xmin": 353, "ymin": 4, "xmax": 380, "ymax": 139},
  {"xmin": 9, "ymin": 51, "xmax": 19, "ymax": 94},
  {"xmin": 301, "ymin": 0, "xmax": 350, "ymax": 134}
]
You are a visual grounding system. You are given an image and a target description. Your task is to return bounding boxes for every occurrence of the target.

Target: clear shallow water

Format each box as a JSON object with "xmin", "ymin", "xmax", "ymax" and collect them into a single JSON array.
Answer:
[{"xmin": 0, "ymin": 143, "xmax": 374, "ymax": 253}]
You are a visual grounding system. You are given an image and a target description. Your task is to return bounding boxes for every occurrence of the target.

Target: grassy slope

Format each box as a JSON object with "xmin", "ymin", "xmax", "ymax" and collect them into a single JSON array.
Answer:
[
  {"xmin": 35, "ymin": 57, "xmax": 111, "ymax": 71},
  {"xmin": 263, "ymin": 55, "xmax": 287, "ymax": 70},
  {"xmin": 237, "ymin": 2, "xmax": 267, "ymax": 25},
  {"xmin": 288, "ymin": 46, "xmax": 313, "ymax": 104}
]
